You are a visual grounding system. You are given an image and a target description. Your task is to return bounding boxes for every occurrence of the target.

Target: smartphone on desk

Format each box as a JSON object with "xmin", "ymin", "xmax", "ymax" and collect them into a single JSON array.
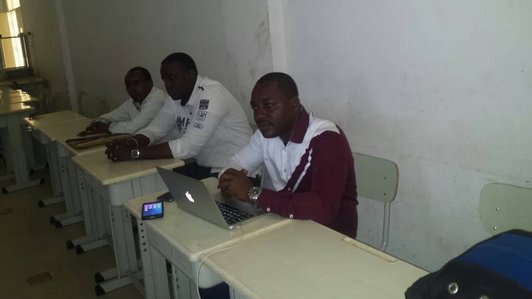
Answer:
[{"xmin": 141, "ymin": 201, "xmax": 164, "ymax": 220}]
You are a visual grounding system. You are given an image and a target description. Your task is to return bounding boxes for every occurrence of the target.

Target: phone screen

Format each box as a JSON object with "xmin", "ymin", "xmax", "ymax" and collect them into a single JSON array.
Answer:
[{"xmin": 141, "ymin": 201, "xmax": 164, "ymax": 220}]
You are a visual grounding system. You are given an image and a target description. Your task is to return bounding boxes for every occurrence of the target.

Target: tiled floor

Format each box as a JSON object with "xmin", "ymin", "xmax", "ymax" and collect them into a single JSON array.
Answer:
[{"xmin": 0, "ymin": 164, "xmax": 144, "ymax": 299}]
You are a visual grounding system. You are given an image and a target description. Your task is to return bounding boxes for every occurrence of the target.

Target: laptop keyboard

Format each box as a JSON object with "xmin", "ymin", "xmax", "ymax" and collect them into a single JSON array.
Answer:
[{"xmin": 216, "ymin": 202, "xmax": 254, "ymax": 225}]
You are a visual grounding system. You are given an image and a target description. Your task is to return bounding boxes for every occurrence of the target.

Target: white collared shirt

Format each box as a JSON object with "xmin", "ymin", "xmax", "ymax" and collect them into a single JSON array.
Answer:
[
  {"xmin": 137, "ymin": 76, "xmax": 252, "ymax": 172},
  {"xmin": 99, "ymin": 87, "xmax": 166, "ymax": 134},
  {"xmin": 222, "ymin": 112, "xmax": 339, "ymax": 190}
]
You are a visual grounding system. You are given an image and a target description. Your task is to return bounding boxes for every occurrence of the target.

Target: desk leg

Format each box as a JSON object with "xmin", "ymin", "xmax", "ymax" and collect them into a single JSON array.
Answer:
[
  {"xmin": 95, "ymin": 275, "xmax": 133, "ymax": 296},
  {"xmin": 138, "ymin": 221, "xmax": 170, "ymax": 299},
  {"xmin": 171, "ymin": 265, "xmax": 199, "ymax": 299},
  {"xmin": 37, "ymin": 142, "xmax": 64, "ymax": 208},
  {"xmin": 22, "ymin": 124, "xmax": 37, "ymax": 172},
  {"xmin": 68, "ymin": 171, "xmax": 109, "ymax": 252},
  {"xmin": 67, "ymin": 158, "xmax": 83, "ymax": 215},
  {"xmin": 94, "ymin": 204, "xmax": 140, "ymax": 295},
  {"xmin": 2, "ymin": 114, "xmax": 41, "ymax": 193},
  {"xmin": 45, "ymin": 142, "xmax": 62, "ymax": 196},
  {"xmin": 109, "ymin": 205, "xmax": 139, "ymax": 274},
  {"xmin": 52, "ymin": 153, "xmax": 83, "ymax": 228},
  {"xmin": 39, "ymin": 196, "xmax": 65, "ymax": 208}
]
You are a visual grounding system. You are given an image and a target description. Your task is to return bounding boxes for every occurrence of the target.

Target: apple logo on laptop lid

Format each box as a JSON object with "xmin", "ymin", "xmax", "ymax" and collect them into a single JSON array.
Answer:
[{"xmin": 185, "ymin": 191, "xmax": 195, "ymax": 203}]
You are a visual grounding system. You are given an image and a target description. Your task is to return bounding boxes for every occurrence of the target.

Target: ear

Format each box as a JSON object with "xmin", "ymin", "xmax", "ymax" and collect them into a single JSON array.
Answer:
[{"xmin": 289, "ymin": 96, "xmax": 300, "ymax": 109}]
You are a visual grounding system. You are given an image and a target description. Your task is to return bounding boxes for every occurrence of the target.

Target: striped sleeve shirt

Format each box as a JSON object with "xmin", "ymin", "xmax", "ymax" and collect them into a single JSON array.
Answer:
[{"xmin": 223, "ymin": 107, "xmax": 358, "ymax": 237}]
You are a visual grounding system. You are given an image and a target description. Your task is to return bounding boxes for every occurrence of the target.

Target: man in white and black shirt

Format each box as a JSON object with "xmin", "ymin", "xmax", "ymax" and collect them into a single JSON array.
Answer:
[
  {"xmin": 79, "ymin": 67, "xmax": 166, "ymax": 136},
  {"xmin": 105, "ymin": 53, "xmax": 252, "ymax": 179}
]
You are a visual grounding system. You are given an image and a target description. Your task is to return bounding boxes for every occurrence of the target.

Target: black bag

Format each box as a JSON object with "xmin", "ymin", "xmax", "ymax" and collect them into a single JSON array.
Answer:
[{"xmin": 405, "ymin": 229, "xmax": 532, "ymax": 299}]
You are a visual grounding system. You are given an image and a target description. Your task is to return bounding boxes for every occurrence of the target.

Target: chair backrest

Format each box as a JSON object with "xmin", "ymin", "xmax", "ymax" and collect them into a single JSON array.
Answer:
[
  {"xmin": 354, "ymin": 152, "xmax": 398, "ymax": 203},
  {"xmin": 479, "ymin": 183, "xmax": 532, "ymax": 234},
  {"xmin": 353, "ymin": 152, "xmax": 399, "ymax": 251}
]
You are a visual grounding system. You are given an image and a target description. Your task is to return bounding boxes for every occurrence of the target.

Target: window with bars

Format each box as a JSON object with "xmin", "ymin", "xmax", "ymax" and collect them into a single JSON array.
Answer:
[{"xmin": 0, "ymin": 0, "xmax": 31, "ymax": 78}]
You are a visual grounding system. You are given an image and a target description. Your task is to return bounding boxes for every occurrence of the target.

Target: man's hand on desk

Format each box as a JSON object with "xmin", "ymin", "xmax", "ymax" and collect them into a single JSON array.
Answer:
[
  {"xmin": 218, "ymin": 168, "xmax": 253, "ymax": 203},
  {"xmin": 78, "ymin": 121, "xmax": 110, "ymax": 136},
  {"xmin": 105, "ymin": 139, "xmax": 135, "ymax": 162}
]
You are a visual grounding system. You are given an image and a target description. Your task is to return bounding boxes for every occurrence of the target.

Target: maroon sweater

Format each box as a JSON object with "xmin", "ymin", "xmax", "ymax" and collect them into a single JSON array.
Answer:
[{"xmin": 257, "ymin": 111, "xmax": 358, "ymax": 238}]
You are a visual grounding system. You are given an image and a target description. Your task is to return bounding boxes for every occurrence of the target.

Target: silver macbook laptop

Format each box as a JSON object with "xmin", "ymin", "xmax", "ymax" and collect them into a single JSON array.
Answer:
[{"xmin": 156, "ymin": 167, "xmax": 264, "ymax": 230}]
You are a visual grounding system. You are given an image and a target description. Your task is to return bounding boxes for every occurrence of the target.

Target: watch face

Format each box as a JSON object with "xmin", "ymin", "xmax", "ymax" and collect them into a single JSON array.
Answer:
[
  {"xmin": 131, "ymin": 149, "xmax": 140, "ymax": 159},
  {"xmin": 249, "ymin": 187, "xmax": 262, "ymax": 199}
]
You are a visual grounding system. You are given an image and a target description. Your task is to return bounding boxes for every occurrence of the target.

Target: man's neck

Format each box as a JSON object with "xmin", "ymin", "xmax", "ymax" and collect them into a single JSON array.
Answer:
[
  {"xmin": 179, "ymin": 93, "xmax": 192, "ymax": 106},
  {"xmin": 281, "ymin": 109, "xmax": 302, "ymax": 145}
]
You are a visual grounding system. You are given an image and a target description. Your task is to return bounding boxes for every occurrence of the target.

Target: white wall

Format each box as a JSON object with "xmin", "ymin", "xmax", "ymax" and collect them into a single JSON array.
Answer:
[
  {"xmin": 59, "ymin": 0, "xmax": 272, "ymax": 118},
  {"xmin": 280, "ymin": 0, "xmax": 532, "ymax": 270}
]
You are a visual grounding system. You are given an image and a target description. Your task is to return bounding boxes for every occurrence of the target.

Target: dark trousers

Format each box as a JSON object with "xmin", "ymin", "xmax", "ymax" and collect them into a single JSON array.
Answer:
[{"xmin": 198, "ymin": 282, "xmax": 230, "ymax": 299}]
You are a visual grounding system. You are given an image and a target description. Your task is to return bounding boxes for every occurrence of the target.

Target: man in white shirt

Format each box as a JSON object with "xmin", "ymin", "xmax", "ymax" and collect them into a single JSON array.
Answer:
[
  {"xmin": 218, "ymin": 72, "xmax": 358, "ymax": 238},
  {"xmin": 79, "ymin": 67, "xmax": 166, "ymax": 135},
  {"xmin": 105, "ymin": 53, "xmax": 253, "ymax": 179}
]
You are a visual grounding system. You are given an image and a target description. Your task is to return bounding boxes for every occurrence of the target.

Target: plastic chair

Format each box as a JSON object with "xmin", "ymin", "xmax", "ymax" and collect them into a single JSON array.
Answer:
[
  {"xmin": 479, "ymin": 182, "xmax": 532, "ymax": 234},
  {"xmin": 353, "ymin": 152, "xmax": 399, "ymax": 251}
]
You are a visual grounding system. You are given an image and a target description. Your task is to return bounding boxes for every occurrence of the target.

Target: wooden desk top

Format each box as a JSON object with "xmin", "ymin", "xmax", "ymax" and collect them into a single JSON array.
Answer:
[
  {"xmin": 205, "ymin": 220, "xmax": 428, "ymax": 299},
  {"xmin": 0, "ymin": 88, "xmax": 25, "ymax": 94},
  {"xmin": 125, "ymin": 190, "xmax": 292, "ymax": 262},
  {"xmin": 72, "ymin": 151, "xmax": 185, "ymax": 185},
  {"xmin": 25, "ymin": 110, "xmax": 86, "ymax": 130},
  {"xmin": 0, "ymin": 91, "xmax": 37, "ymax": 104},
  {"xmin": 38, "ymin": 118, "xmax": 93, "ymax": 141},
  {"xmin": 0, "ymin": 102, "xmax": 34, "ymax": 116}
]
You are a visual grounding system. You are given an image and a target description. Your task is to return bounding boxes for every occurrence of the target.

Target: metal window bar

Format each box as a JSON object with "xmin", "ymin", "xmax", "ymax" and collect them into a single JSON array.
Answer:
[
  {"xmin": 0, "ymin": 32, "xmax": 31, "ymax": 67},
  {"xmin": 19, "ymin": 32, "xmax": 30, "ymax": 68},
  {"xmin": 0, "ymin": 32, "xmax": 32, "ymax": 80}
]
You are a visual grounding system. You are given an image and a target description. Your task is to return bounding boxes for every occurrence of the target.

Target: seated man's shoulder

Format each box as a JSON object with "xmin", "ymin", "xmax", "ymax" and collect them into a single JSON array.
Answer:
[
  {"xmin": 308, "ymin": 116, "xmax": 351, "ymax": 149},
  {"xmin": 198, "ymin": 77, "xmax": 234, "ymax": 99},
  {"xmin": 149, "ymin": 87, "xmax": 168, "ymax": 100},
  {"xmin": 151, "ymin": 86, "xmax": 166, "ymax": 95},
  {"xmin": 309, "ymin": 116, "xmax": 341, "ymax": 136},
  {"xmin": 198, "ymin": 76, "xmax": 222, "ymax": 87}
]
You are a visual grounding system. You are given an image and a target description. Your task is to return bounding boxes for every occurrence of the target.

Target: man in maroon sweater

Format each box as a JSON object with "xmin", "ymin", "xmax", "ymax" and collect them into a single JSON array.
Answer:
[{"xmin": 219, "ymin": 72, "xmax": 358, "ymax": 238}]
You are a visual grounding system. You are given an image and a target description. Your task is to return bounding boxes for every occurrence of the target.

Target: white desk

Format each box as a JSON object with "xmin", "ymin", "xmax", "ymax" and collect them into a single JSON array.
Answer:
[
  {"xmin": 0, "ymin": 88, "xmax": 26, "ymax": 94},
  {"xmin": 26, "ymin": 110, "xmax": 86, "ymax": 130},
  {"xmin": 25, "ymin": 110, "xmax": 87, "ymax": 206},
  {"xmin": 205, "ymin": 220, "xmax": 428, "ymax": 299},
  {"xmin": 72, "ymin": 152, "xmax": 185, "ymax": 296},
  {"xmin": 49, "ymin": 119, "xmax": 103, "ymax": 228},
  {"xmin": 0, "ymin": 77, "xmax": 45, "ymax": 105},
  {"xmin": 0, "ymin": 101, "xmax": 41, "ymax": 192},
  {"xmin": 27, "ymin": 115, "xmax": 96, "ymax": 228},
  {"xmin": 0, "ymin": 89, "xmax": 40, "ymax": 176},
  {"xmin": 0, "ymin": 89, "xmax": 37, "ymax": 104},
  {"xmin": 125, "ymin": 188, "xmax": 293, "ymax": 299}
]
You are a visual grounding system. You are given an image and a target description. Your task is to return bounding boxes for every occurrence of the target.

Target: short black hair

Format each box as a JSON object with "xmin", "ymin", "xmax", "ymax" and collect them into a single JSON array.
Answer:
[
  {"xmin": 161, "ymin": 52, "xmax": 198, "ymax": 74},
  {"xmin": 256, "ymin": 72, "xmax": 299, "ymax": 98},
  {"xmin": 127, "ymin": 66, "xmax": 152, "ymax": 81}
]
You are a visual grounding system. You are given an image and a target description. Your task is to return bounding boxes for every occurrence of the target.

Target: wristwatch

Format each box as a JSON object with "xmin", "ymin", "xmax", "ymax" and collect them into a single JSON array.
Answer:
[
  {"xmin": 130, "ymin": 149, "xmax": 140, "ymax": 159},
  {"xmin": 248, "ymin": 186, "xmax": 262, "ymax": 207}
]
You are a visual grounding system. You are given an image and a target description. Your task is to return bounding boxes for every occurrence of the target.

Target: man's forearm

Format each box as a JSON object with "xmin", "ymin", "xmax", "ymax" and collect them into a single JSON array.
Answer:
[
  {"xmin": 137, "ymin": 142, "xmax": 174, "ymax": 159},
  {"xmin": 132, "ymin": 134, "xmax": 151, "ymax": 147}
]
